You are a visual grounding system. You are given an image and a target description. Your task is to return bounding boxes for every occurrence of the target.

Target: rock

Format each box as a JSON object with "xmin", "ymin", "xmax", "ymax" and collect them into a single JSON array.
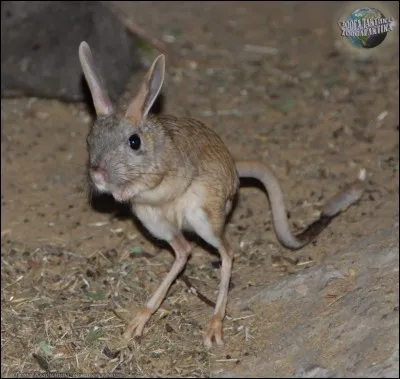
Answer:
[
  {"xmin": 214, "ymin": 225, "xmax": 399, "ymax": 378},
  {"xmin": 1, "ymin": 1, "xmax": 141, "ymax": 102}
]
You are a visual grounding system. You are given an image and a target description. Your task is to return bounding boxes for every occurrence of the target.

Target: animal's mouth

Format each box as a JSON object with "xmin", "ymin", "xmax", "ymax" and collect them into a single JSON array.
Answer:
[
  {"xmin": 90, "ymin": 169, "xmax": 108, "ymax": 193},
  {"xmin": 89, "ymin": 165, "xmax": 137, "ymax": 203}
]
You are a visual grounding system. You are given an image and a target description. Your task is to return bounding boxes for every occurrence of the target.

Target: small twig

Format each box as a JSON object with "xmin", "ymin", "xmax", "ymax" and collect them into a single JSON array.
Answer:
[
  {"xmin": 4, "ymin": 275, "xmax": 24, "ymax": 289},
  {"xmin": 280, "ymin": 256, "xmax": 299, "ymax": 265},
  {"xmin": 296, "ymin": 260, "xmax": 314, "ymax": 266},
  {"xmin": 180, "ymin": 275, "xmax": 215, "ymax": 309},
  {"xmin": 244, "ymin": 44, "xmax": 279, "ymax": 55},
  {"xmin": 327, "ymin": 293, "xmax": 347, "ymax": 306},
  {"xmin": 230, "ymin": 314, "xmax": 256, "ymax": 322},
  {"xmin": 265, "ymin": 65, "xmax": 299, "ymax": 85},
  {"xmin": 102, "ymin": 2, "xmax": 168, "ymax": 54},
  {"xmin": 38, "ymin": 247, "xmax": 85, "ymax": 261}
]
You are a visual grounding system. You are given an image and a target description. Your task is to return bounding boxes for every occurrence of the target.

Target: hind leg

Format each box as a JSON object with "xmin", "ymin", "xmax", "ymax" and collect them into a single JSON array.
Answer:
[
  {"xmin": 186, "ymin": 206, "xmax": 234, "ymax": 347},
  {"xmin": 203, "ymin": 237, "xmax": 234, "ymax": 348}
]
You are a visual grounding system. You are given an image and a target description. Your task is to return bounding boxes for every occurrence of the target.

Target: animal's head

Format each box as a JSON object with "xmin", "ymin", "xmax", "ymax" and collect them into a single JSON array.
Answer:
[{"xmin": 79, "ymin": 41, "xmax": 166, "ymax": 202}]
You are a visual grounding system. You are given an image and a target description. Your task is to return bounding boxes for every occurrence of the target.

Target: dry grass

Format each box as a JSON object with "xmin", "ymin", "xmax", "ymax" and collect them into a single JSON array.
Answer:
[{"xmin": 1, "ymin": 238, "xmax": 260, "ymax": 377}]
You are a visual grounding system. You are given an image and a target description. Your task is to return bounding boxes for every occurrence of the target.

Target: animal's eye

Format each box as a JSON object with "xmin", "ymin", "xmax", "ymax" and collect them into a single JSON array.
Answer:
[{"xmin": 128, "ymin": 134, "xmax": 141, "ymax": 150}]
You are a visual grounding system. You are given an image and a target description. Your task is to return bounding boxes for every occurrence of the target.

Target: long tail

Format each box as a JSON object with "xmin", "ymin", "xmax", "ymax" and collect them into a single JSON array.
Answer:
[{"xmin": 235, "ymin": 161, "xmax": 366, "ymax": 250}]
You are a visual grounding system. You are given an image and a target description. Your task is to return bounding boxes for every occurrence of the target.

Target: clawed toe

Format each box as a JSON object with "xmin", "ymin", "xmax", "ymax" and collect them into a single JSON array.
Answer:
[
  {"xmin": 123, "ymin": 307, "xmax": 152, "ymax": 341},
  {"xmin": 204, "ymin": 314, "xmax": 224, "ymax": 348}
]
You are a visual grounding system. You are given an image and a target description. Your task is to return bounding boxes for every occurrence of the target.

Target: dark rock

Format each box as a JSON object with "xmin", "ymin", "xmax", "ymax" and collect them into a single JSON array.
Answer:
[{"xmin": 1, "ymin": 1, "xmax": 142, "ymax": 102}]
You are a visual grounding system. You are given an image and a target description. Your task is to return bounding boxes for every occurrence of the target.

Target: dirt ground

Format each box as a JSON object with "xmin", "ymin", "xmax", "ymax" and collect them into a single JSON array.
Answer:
[{"xmin": 1, "ymin": 1, "xmax": 399, "ymax": 377}]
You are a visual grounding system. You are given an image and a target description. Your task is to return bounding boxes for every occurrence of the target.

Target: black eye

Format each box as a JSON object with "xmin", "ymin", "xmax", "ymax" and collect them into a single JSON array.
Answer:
[{"xmin": 128, "ymin": 134, "xmax": 141, "ymax": 150}]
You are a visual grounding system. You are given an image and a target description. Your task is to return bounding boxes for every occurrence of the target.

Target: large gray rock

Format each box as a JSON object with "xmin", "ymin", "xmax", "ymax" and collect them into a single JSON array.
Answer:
[
  {"xmin": 214, "ymin": 224, "xmax": 399, "ymax": 378},
  {"xmin": 1, "ymin": 1, "xmax": 141, "ymax": 102}
]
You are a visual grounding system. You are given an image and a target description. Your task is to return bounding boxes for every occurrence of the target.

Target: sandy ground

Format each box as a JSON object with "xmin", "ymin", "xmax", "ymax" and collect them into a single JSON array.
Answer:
[{"xmin": 1, "ymin": 1, "xmax": 399, "ymax": 377}]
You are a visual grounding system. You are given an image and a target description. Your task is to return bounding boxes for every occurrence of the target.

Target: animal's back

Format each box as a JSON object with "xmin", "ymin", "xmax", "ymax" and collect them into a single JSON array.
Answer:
[{"xmin": 154, "ymin": 115, "xmax": 239, "ymax": 194}]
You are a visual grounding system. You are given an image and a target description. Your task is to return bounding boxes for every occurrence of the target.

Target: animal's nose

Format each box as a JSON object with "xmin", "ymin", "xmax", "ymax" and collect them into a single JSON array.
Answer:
[{"xmin": 90, "ymin": 164, "xmax": 107, "ymax": 183}]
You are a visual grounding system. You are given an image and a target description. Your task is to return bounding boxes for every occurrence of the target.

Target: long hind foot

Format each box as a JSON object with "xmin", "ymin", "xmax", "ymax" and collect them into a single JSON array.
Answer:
[
  {"xmin": 204, "ymin": 314, "xmax": 224, "ymax": 348},
  {"xmin": 123, "ymin": 306, "xmax": 152, "ymax": 340}
]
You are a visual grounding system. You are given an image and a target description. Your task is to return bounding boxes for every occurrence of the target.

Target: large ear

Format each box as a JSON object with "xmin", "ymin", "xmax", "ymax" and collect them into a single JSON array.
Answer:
[
  {"xmin": 78, "ymin": 41, "xmax": 114, "ymax": 116},
  {"xmin": 125, "ymin": 54, "xmax": 165, "ymax": 123}
]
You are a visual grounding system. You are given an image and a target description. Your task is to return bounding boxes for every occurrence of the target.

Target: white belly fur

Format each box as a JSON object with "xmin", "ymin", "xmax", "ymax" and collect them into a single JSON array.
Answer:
[{"xmin": 133, "ymin": 183, "xmax": 220, "ymax": 248}]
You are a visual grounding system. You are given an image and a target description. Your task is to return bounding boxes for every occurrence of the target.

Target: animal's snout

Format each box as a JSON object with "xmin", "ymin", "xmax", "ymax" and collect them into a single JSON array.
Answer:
[{"xmin": 90, "ymin": 164, "xmax": 108, "ymax": 188}]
